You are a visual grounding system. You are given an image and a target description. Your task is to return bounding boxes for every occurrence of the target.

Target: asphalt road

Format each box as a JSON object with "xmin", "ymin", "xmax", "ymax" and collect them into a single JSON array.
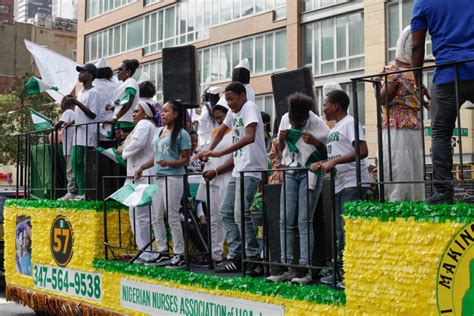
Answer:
[{"xmin": 0, "ymin": 274, "xmax": 35, "ymax": 316}]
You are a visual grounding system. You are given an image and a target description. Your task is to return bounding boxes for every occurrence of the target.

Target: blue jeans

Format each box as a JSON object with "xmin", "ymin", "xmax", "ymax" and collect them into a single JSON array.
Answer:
[
  {"xmin": 335, "ymin": 186, "xmax": 367, "ymax": 256},
  {"xmin": 220, "ymin": 176, "xmax": 260, "ymax": 259},
  {"xmin": 280, "ymin": 170, "xmax": 323, "ymax": 265}
]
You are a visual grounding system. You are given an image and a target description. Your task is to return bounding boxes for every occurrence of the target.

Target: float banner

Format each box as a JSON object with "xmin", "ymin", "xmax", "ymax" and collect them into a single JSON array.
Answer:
[{"xmin": 120, "ymin": 278, "xmax": 285, "ymax": 316}]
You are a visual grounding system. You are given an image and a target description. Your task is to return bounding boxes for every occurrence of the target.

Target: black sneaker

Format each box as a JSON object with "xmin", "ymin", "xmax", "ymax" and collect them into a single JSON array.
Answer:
[
  {"xmin": 166, "ymin": 255, "xmax": 186, "ymax": 269},
  {"xmin": 144, "ymin": 253, "xmax": 171, "ymax": 266},
  {"xmin": 215, "ymin": 258, "xmax": 241, "ymax": 273},
  {"xmin": 245, "ymin": 261, "xmax": 264, "ymax": 277},
  {"xmin": 426, "ymin": 191, "xmax": 454, "ymax": 205}
]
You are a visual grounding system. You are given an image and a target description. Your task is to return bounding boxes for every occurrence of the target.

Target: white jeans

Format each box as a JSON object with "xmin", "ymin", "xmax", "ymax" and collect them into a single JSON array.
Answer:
[
  {"xmin": 152, "ymin": 176, "xmax": 184, "ymax": 255},
  {"xmin": 198, "ymin": 184, "xmax": 226, "ymax": 261},
  {"xmin": 129, "ymin": 205, "xmax": 156, "ymax": 260}
]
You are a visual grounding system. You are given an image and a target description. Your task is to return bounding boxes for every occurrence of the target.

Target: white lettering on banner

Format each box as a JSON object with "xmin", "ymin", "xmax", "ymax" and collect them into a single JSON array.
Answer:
[
  {"xmin": 33, "ymin": 264, "xmax": 102, "ymax": 301},
  {"xmin": 120, "ymin": 278, "xmax": 285, "ymax": 316}
]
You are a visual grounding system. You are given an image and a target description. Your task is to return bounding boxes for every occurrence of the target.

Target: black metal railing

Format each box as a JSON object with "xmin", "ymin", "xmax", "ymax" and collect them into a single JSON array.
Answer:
[
  {"xmin": 351, "ymin": 58, "xmax": 474, "ymax": 201},
  {"xmin": 101, "ymin": 168, "xmax": 341, "ymax": 288}
]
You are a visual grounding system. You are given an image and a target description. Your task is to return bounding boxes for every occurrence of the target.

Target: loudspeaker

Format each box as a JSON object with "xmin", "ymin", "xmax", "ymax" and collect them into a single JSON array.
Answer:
[
  {"xmin": 162, "ymin": 45, "xmax": 200, "ymax": 106},
  {"xmin": 86, "ymin": 148, "xmax": 126, "ymax": 200},
  {"xmin": 271, "ymin": 67, "xmax": 315, "ymax": 133}
]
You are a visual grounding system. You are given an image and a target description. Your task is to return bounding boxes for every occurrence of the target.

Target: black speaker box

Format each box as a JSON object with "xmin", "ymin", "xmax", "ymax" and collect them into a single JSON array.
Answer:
[
  {"xmin": 86, "ymin": 148, "xmax": 126, "ymax": 200},
  {"xmin": 271, "ymin": 67, "xmax": 315, "ymax": 133},
  {"xmin": 162, "ymin": 45, "xmax": 200, "ymax": 106}
]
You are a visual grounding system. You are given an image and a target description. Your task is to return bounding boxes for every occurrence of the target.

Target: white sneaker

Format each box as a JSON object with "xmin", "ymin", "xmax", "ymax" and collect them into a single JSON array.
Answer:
[
  {"xmin": 291, "ymin": 273, "xmax": 313, "ymax": 285},
  {"xmin": 266, "ymin": 269, "xmax": 297, "ymax": 282},
  {"xmin": 58, "ymin": 192, "xmax": 76, "ymax": 201},
  {"xmin": 73, "ymin": 194, "xmax": 85, "ymax": 201}
]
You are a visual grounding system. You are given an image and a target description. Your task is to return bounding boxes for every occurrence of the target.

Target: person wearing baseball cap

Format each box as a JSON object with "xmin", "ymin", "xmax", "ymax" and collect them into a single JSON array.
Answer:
[
  {"xmin": 75, "ymin": 63, "xmax": 98, "ymax": 79},
  {"xmin": 66, "ymin": 63, "xmax": 101, "ymax": 200}
]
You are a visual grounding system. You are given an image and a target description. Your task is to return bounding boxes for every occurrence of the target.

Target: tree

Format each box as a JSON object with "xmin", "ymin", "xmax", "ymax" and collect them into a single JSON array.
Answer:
[{"xmin": 0, "ymin": 73, "xmax": 60, "ymax": 165}]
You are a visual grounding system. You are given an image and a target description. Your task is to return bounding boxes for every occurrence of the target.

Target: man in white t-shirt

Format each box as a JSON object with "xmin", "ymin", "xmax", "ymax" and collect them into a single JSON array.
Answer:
[
  {"xmin": 200, "ymin": 82, "xmax": 266, "ymax": 277},
  {"xmin": 311, "ymin": 90, "xmax": 370, "ymax": 288},
  {"xmin": 69, "ymin": 63, "xmax": 101, "ymax": 200}
]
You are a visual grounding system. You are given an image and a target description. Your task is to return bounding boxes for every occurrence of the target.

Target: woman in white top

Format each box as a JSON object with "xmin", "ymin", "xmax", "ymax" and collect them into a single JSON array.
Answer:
[
  {"xmin": 107, "ymin": 59, "xmax": 140, "ymax": 136},
  {"xmin": 117, "ymin": 100, "xmax": 157, "ymax": 262},
  {"xmin": 196, "ymin": 97, "xmax": 234, "ymax": 263}
]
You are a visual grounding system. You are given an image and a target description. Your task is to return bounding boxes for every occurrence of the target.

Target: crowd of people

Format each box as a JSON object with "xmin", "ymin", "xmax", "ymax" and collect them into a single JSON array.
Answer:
[{"xmin": 49, "ymin": 0, "xmax": 474, "ymax": 288}]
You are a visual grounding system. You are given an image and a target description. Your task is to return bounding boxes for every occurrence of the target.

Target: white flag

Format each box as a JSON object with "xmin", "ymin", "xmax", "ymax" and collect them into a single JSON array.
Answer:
[{"xmin": 24, "ymin": 39, "xmax": 78, "ymax": 103}]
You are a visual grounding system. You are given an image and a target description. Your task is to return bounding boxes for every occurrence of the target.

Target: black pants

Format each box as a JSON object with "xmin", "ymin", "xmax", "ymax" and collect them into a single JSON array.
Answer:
[{"xmin": 431, "ymin": 80, "xmax": 474, "ymax": 193}]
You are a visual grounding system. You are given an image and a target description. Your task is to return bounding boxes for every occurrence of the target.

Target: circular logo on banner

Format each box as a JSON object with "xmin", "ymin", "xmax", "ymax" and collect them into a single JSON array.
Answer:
[
  {"xmin": 437, "ymin": 222, "xmax": 474, "ymax": 315},
  {"xmin": 50, "ymin": 216, "xmax": 74, "ymax": 267}
]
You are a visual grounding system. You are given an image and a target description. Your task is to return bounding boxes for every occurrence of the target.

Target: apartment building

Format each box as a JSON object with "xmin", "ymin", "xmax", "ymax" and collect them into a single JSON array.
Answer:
[{"xmin": 77, "ymin": 0, "xmax": 473, "ymax": 162}]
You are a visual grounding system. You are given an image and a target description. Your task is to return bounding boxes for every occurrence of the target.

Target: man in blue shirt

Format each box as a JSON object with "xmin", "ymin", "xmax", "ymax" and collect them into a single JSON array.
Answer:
[{"xmin": 411, "ymin": 0, "xmax": 474, "ymax": 204}]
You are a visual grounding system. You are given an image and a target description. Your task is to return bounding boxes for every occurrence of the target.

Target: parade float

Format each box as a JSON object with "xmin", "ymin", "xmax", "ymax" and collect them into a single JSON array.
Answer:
[{"xmin": 3, "ymin": 199, "xmax": 473, "ymax": 315}]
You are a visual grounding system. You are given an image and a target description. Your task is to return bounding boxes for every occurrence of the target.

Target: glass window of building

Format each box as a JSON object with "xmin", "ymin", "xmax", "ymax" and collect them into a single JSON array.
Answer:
[
  {"xmin": 386, "ymin": 0, "xmax": 432, "ymax": 63},
  {"xmin": 199, "ymin": 30, "xmax": 287, "ymax": 85},
  {"xmin": 255, "ymin": 94, "xmax": 275, "ymax": 133},
  {"xmin": 86, "ymin": 0, "xmax": 134, "ymax": 20},
  {"xmin": 133, "ymin": 60, "xmax": 164, "ymax": 102},
  {"xmin": 302, "ymin": 11, "xmax": 364, "ymax": 76},
  {"xmin": 85, "ymin": 1, "xmax": 287, "ymax": 62},
  {"xmin": 302, "ymin": 0, "xmax": 349, "ymax": 12}
]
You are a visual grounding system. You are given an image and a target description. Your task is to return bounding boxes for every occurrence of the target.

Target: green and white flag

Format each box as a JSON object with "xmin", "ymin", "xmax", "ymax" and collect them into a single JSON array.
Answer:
[
  {"xmin": 98, "ymin": 147, "xmax": 127, "ymax": 167},
  {"xmin": 29, "ymin": 108, "xmax": 53, "ymax": 132},
  {"xmin": 24, "ymin": 76, "xmax": 59, "ymax": 95},
  {"xmin": 108, "ymin": 183, "xmax": 159, "ymax": 207}
]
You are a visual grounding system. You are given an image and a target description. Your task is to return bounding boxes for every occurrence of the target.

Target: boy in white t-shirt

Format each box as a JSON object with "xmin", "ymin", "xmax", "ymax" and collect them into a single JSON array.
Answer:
[
  {"xmin": 200, "ymin": 82, "xmax": 267, "ymax": 277},
  {"xmin": 55, "ymin": 97, "xmax": 76, "ymax": 201},
  {"xmin": 311, "ymin": 90, "xmax": 370, "ymax": 288},
  {"xmin": 69, "ymin": 63, "xmax": 101, "ymax": 200}
]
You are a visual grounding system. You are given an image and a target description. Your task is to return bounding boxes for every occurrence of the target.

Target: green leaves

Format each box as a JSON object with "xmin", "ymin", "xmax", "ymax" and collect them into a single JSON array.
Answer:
[
  {"xmin": 5, "ymin": 199, "xmax": 122, "ymax": 211},
  {"xmin": 344, "ymin": 201, "xmax": 474, "ymax": 223},
  {"xmin": 93, "ymin": 259, "xmax": 346, "ymax": 306}
]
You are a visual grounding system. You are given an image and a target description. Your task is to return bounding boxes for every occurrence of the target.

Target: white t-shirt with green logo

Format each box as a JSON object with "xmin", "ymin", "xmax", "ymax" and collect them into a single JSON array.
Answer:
[
  {"xmin": 223, "ymin": 100, "xmax": 267, "ymax": 179},
  {"xmin": 327, "ymin": 114, "xmax": 370, "ymax": 193}
]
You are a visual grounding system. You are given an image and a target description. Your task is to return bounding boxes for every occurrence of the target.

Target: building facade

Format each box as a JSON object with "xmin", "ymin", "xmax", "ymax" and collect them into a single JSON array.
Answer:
[
  {"xmin": 0, "ymin": 22, "xmax": 76, "ymax": 93},
  {"xmin": 0, "ymin": 0, "xmax": 14, "ymax": 23},
  {"xmin": 52, "ymin": 0, "xmax": 78, "ymax": 20},
  {"xmin": 15, "ymin": 0, "xmax": 52, "ymax": 23},
  {"xmin": 77, "ymin": 0, "xmax": 474, "ymax": 162}
]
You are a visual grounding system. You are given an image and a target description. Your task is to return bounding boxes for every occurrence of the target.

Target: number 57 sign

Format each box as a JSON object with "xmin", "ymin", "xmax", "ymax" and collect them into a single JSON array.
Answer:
[{"xmin": 50, "ymin": 216, "xmax": 74, "ymax": 267}]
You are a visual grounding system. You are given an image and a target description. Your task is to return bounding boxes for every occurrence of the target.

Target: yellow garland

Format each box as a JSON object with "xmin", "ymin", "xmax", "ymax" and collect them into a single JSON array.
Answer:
[
  {"xmin": 343, "ymin": 217, "xmax": 463, "ymax": 314},
  {"xmin": 4, "ymin": 205, "xmax": 133, "ymax": 307},
  {"xmin": 4, "ymin": 204, "xmax": 345, "ymax": 315},
  {"xmin": 8, "ymin": 204, "xmax": 468, "ymax": 315}
]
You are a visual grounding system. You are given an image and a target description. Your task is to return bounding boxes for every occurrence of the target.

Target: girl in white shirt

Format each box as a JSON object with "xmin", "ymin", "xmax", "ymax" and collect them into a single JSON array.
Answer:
[{"xmin": 196, "ymin": 97, "xmax": 234, "ymax": 263}]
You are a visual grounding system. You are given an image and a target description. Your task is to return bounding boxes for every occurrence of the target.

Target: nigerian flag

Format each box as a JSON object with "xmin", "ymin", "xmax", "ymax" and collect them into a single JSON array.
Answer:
[
  {"xmin": 29, "ymin": 108, "xmax": 53, "ymax": 132},
  {"xmin": 98, "ymin": 147, "xmax": 127, "ymax": 167},
  {"xmin": 108, "ymin": 183, "xmax": 160, "ymax": 207},
  {"xmin": 24, "ymin": 76, "xmax": 59, "ymax": 95}
]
